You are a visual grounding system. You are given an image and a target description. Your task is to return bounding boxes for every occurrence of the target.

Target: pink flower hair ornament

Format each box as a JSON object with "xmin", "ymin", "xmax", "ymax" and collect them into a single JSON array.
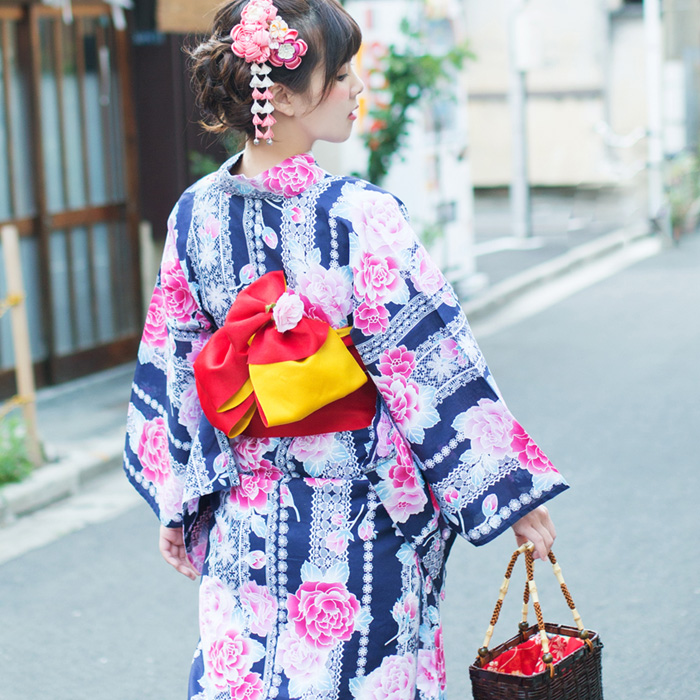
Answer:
[{"xmin": 230, "ymin": 0, "xmax": 308, "ymax": 144}]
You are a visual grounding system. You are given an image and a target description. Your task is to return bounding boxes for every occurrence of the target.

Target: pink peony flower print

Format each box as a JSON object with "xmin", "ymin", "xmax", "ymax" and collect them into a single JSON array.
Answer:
[
  {"xmin": 276, "ymin": 628, "xmax": 330, "ymax": 681},
  {"xmin": 354, "ymin": 301, "xmax": 390, "ymax": 336},
  {"xmin": 262, "ymin": 227, "xmax": 278, "ymax": 249},
  {"xmin": 440, "ymin": 338, "xmax": 459, "ymax": 361},
  {"xmin": 458, "ymin": 398, "xmax": 515, "ymax": 459},
  {"xmin": 272, "ymin": 291, "xmax": 304, "ymax": 332},
  {"xmin": 443, "ymin": 487, "xmax": 460, "ymax": 507},
  {"xmin": 356, "ymin": 653, "xmax": 416, "ymax": 700},
  {"xmin": 392, "ymin": 592, "xmax": 419, "ymax": 622},
  {"xmin": 229, "ymin": 460, "xmax": 282, "ymax": 511},
  {"xmin": 416, "ymin": 627, "xmax": 447, "ymax": 696},
  {"xmin": 381, "ymin": 458, "xmax": 428, "ymax": 523},
  {"xmin": 411, "ymin": 247, "xmax": 445, "ymax": 296},
  {"xmin": 297, "ymin": 263, "xmax": 352, "ymax": 327},
  {"xmin": 289, "ymin": 206, "xmax": 305, "ymax": 224},
  {"xmin": 142, "ymin": 287, "xmax": 168, "ymax": 348},
  {"xmin": 246, "ymin": 551, "xmax": 267, "ymax": 569},
  {"xmin": 232, "ymin": 436, "xmax": 273, "ymax": 471},
  {"xmin": 262, "ymin": 154, "xmax": 325, "ymax": 198},
  {"xmin": 375, "ymin": 412, "xmax": 393, "ymax": 458},
  {"xmin": 186, "ymin": 333, "xmax": 210, "ymax": 364},
  {"xmin": 375, "ymin": 375, "xmax": 421, "ymax": 431},
  {"xmin": 288, "ymin": 433, "xmax": 335, "ymax": 463},
  {"xmin": 160, "ymin": 259, "xmax": 198, "ymax": 323},
  {"xmin": 510, "ymin": 421, "xmax": 556, "ymax": 474},
  {"xmin": 358, "ymin": 517, "xmax": 376, "ymax": 541},
  {"xmin": 203, "ymin": 214, "xmax": 220, "ymax": 239},
  {"xmin": 179, "ymin": 383, "xmax": 202, "ymax": 434},
  {"xmin": 204, "ymin": 627, "xmax": 257, "ymax": 689},
  {"xmin": 287, "ymin": 580, "xmax": 360, "ymax": 648},
  {"xmin": 348, "ymin": 190, "xmax": 413, "ymax": 257},
  {"xmin": 200, "ymin": 576, "xmax": 236, "ymax": 638},
  {"xmin": 239, "ymin": 580, "xmax": 278, "ymax": 637},
  {"xmin": 157, "ymin": 472, "xmax": 183, "ymax": 523},
  {"xmin": 138, "ymin": 416, "xmax": 170, "ymax": 484},
  {"xmin": 354, "ymin": 252, "xmax": 402, "ymax": 304},
  {"xmin": 377, "ymin": 346, "xmax": 415, "ymax": 378},
  {"xmin": 325, "ymin": 529, "xmax": 352, "ymax": 555},
  {"xmin": 229, "ymin": 671, "xmax": 264, "ymax": 700}
]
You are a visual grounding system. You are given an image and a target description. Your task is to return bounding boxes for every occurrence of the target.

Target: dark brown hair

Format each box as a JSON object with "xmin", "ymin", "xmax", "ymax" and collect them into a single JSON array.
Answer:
[{"xmin": 189, "ymin": 0, "xmax": 362, "ymax": 136}]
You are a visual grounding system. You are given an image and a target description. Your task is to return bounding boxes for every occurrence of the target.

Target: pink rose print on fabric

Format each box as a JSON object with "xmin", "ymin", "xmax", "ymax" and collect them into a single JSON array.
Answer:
[
  {"xmin": 138, "ymin": 417, "xmax": 170, "ymax": 484},
  {"xmin": 297, "ymin": 263, "xmax": 352, "ymax": 327},
  {"xmin": 239, "ymin": 580, "xmax": 278, "ymax": 637},
  {"xmin": 348, "ymin": 190, "xmax": 413, "ymax": 257},
  {"xmin": 288, "ymin": 433, "xmax": 335, "ymax": 463},
  {"xmin": 355, "ymin": 653, "xmax": 416, "ymax": 700},
  {"xmin": 375, "ymin": 412, "xmax": 393, "ymax": 458},
  {"xmin": 377, "ymin": 346, "xmax": 416, "ymax": 378},
  {"xmin": 246, "ymin": 551, "xmax": 267, "ymax": 569},
  {"xmin": 440, "ymin": 338, "xmax": 459, "ymax": 361},
  {"xmin": 157, "ymin": 472, "xmax": 183, "ymax": 523},
  {"xmin": 417, "ymin": 626, "xmax": 447, "ymax": 696},
  {"xmin": 354, "ymin": 301, "xmax": 390, "ymax": 336},
  {"xmin": 276, "ymin": 628, "xmax": 330, "ymax": 682},
  {"xmin": 358, "ymin": 516, "xmax": 376, "ymax": 541},
  {"xmin": 457, "ymin": 398, "xmax": 515, "ymax": 459},
  {"xmin": 204, "ymin": 627, "xmax": 258, "ymax": 690},
  {"xmin": 391, "ymin": 592, "xmax": 419, "ymax": 623},
  {"xmin": 262, "ymin": 154, "xmax": 325, "ymax": 198},
  {"xmin": 232, "ymin": 436, "xmax": 273, "ymax": 471},
  {"xmin": 273, "ymin": 291, "xmax": 304, "ymax": 332},
  {"xmin": 379, "ymin": 438, "xmax": 428, "ymax": 523},
  {"xmin": 443, "ymin": 487, "xmax": 460, "ymax": 507},
  {"xmin": 200, "ymin": 577, "xmax": 236, "ymax": 638},
  {"xmin": 229, "ymin": 460, "xmax": 282, "ymax": 511},
  {"xmin": 142, "ymin": 287, "xmax": 168, "ymax": 348},
  {"xmin": 289, "ymin": 206, "xmax": 305, "ymax": 224},
  {"xmin": 186, "ymin": 333, "xmax": 210, "ymax": 364},
  {"xmin": 326, "ymin": 529, "xmax": 353, "ymax": 555},
  {"xmin": 375, "ymin": 375, "xmax": 421, "ymax": 431},
  {"xmin": 354, "ymin": 252, "xmax": 402, "ymax": 304},
  {"xmin": 160, "ymin": 259, "xmax": 198, "ymax": 323},
  {"xmin": 229, "ymin": 671, "xmax": 264, "ymax": 700},
  {"xmin": 203, "ymin": 214, "xmax": 220, "ymax": 239},
  {"xmin": 179, "ymin": 383, "xmax": 202, "ymax": 434},
  {"xmin": 287, "ymin": 580, "xmax": 360, "ymax": 648},
  {"xmin": 262, "ymin": 226, "xmax": 278, "ymax": 249},
  {"xmin": 510, "ymin": 421, "xmax": 556, "ymax": 474},
  {"xmin": 411, "ymin": 247, "xmax": 445, "ymax": 296}
]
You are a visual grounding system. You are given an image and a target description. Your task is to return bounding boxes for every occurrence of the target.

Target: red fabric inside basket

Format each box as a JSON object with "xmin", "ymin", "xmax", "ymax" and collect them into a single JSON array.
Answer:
[{"xmin": 485, "ymin": 633, "xmax": 585, "ymax": 676}]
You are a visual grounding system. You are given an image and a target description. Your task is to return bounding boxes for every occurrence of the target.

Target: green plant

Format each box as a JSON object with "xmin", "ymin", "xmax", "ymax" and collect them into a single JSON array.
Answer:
[
  {"xmin": 0, "ymin": 412, "xmax": 33, "ymax": 485},
  {"xmin": 361, "ymin": 20, "xmax": 473, "ymax": 186},
  {"xmin": 188, "ymin": 132, "xmax": 246, "ymax": 181},
  {"xmin": 666, "ymin": 150, "xmax": 700, "ymax": 238}
]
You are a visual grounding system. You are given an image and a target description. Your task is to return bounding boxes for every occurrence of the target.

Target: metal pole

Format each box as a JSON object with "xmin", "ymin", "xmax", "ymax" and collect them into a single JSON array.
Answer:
[
  {"xmin": 644, "ymin": 0, "xmax": 665, "ymax": 226},
  {"xmin": 509, "ymin": 0, "xmax": 532, "ymax": 239}
]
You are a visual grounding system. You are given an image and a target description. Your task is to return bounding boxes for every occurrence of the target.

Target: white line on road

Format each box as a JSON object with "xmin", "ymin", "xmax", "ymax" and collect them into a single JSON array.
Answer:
[
  {"xmin": 0, "ymin": 471, "xmax": 140, "ymax": 565},
  {"xmin": 470, "ymin": 236, "xmax": 664, "ymax": 338}
]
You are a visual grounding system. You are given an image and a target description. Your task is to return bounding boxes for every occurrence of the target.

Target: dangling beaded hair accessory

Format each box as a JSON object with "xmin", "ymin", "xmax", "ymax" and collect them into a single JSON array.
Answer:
[{"xmin": 230, "ymin": 0, "xmax": 308, "ymax": 144}]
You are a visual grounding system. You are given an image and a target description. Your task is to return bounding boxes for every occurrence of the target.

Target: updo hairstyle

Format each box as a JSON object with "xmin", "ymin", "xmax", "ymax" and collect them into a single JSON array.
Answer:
[{"xmin": 190, "ymin": 0, "xmax": 362, "ymax": 136}]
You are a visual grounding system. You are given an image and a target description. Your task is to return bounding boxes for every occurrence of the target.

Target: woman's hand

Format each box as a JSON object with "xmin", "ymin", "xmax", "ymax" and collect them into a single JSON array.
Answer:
[
  {"xmin": 511, "ymin": 506, "xmax": 556, "ymax": 560},
  {"xmin": 159, "ymin": 525, "xmax": 198, "ymax": 580}
]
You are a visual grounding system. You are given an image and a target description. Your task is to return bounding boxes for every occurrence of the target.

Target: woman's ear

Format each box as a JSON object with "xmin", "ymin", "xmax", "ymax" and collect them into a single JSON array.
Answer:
[{"xmin": 270, "ymin": 83, "xmax": 297, "ymax": 117}]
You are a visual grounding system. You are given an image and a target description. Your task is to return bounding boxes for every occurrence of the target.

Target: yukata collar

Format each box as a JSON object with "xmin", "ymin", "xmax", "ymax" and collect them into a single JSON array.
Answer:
[{"xmin": 216, "ymin": 151, "xmax": 327, "ymax": 198}]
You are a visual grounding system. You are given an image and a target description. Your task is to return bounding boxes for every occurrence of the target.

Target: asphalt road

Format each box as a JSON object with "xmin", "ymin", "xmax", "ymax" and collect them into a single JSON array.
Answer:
[{"xmin": 1, "ymin": 232, "xmax": 698, "ymax": 700}]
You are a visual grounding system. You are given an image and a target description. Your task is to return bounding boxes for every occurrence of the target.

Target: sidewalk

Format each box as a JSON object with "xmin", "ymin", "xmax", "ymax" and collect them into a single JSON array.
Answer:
[{"xmin": 0, "ymin": 188, "xmax": 656, "ymax": 525}]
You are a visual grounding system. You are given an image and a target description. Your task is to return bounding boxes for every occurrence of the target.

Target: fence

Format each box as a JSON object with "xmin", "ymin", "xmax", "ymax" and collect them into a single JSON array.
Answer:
[{"xmin": 0, "ymin": 224, "xmax": 42, "ymax": 467}]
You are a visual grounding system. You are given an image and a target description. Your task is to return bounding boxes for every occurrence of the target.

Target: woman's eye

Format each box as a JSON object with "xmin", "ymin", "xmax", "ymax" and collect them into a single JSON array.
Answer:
[{"xmin": 337, "ymin": 73, "xmax": 348, "ymax": 81}]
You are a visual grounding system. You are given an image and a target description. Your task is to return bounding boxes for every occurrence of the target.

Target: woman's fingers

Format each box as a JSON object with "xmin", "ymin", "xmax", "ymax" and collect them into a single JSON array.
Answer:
[
  {"xmin": 511, "ymin": 506, "xmax": 556, "ymax": 560},
  {"xmin": 159, "ymin": 525, "xmax": 198, "ymax": 580}
]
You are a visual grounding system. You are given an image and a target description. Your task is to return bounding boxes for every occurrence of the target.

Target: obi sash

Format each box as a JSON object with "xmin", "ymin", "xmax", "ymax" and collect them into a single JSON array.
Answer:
[{"xmin": 194, "ymin": 270, "xmax": 377, "ymax": 438}]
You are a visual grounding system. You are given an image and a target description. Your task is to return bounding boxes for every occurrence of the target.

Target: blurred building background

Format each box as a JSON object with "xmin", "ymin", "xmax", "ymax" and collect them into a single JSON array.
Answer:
[{"xmin": 0, "ymin": 0, "xmax": 698, "ymax": 397}]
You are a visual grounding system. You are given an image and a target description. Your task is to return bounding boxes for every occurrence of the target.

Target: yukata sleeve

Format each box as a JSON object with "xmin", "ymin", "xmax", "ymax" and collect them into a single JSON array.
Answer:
[
  {"xmin": 123, "ymin": 203, "xmax": 213, "ymax": 528},
  {"xmin": 342, "ymin": 183, "xmax": 568, "ymax": 545}
]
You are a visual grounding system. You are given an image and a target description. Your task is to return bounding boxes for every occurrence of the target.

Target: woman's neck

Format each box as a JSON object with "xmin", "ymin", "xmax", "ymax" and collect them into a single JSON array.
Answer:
[{"xmin": 235, "ymin": 132, "xmax": 313, "ymax": 179}]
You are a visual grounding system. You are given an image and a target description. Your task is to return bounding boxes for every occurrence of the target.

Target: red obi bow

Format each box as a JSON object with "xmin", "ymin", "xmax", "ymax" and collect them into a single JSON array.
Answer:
[{"xmin": 194, "ymin": 270, "xmax": 376, "ymax": 438}]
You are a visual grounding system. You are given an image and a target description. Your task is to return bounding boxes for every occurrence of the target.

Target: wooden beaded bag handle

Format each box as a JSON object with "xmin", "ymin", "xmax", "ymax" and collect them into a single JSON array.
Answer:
[{"xmin": 477, "ymin": 542, "xmax": 593, "ymax": 677}]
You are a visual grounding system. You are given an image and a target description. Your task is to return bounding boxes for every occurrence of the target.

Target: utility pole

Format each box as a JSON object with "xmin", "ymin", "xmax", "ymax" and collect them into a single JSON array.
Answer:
[
  {"xmin": 644, "ymin": 0, "xmax": 666, "ymax": 228},
  {"xmin": 508, "ymin": 0, "xmax": 532, "ymax": 239}
]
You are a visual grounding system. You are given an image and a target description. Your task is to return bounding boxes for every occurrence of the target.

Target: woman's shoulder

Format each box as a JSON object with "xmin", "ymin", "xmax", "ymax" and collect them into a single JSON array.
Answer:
[{"xmin": 320, "ymin": 174, "xmax": 407, "ymax": 209}]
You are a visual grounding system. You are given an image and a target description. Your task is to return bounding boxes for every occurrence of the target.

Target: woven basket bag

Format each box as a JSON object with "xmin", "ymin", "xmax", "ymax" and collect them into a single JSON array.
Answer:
[{"xmin": 469, "ymin": 543, "xmax": 604, "ymax": 700}]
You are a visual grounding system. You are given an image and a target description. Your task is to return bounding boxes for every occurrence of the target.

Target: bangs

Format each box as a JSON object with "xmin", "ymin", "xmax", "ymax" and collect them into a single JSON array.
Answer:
[{"xmin": 312, "ymin": 0, "xmax": 363, "ymax": 95}]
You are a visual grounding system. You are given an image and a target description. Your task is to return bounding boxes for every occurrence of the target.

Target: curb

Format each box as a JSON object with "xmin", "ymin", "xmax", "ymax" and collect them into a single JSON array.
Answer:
[
  {"xmin": 0, "ymin": 221, "xmax": 656, "ymax": 525},
  {"xmin": 462, "ymin": 222, "xmax": 652, "ymax": 322},
  {"xmin": 0, "ymin": 433, "xmax": 124, "ymax": 526}
]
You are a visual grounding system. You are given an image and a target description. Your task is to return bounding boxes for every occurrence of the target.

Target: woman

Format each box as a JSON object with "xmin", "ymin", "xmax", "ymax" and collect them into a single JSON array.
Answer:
[{"xmin": 124, "ymin": 0, "xmax": 567, "ymax": 697}]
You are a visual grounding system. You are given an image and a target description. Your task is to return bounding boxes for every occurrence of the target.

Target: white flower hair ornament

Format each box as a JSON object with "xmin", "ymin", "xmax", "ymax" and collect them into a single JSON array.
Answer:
[{"xmin": 230, "ymin": 0, "xmax": 308, "ymax": 144}]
